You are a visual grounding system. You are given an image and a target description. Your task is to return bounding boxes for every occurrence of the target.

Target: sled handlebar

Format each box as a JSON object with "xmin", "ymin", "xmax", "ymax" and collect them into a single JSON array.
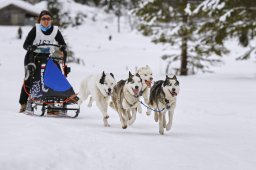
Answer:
[
  {"xmin": 34, "ymin": 55, "xmax": 63, "ymax": 61},
  {"xmin": 36, "ymin": 44, "xmax": 61, "ymax": 47}
]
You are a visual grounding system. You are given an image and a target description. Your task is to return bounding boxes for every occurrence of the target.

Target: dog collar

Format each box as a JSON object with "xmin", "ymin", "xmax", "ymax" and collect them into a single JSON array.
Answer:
[{"xmin": 123, "ymin": 88, "xmax": 140, "ymax": 107}]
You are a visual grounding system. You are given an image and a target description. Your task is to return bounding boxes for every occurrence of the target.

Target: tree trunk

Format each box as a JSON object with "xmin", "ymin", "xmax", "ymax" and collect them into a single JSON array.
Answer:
[
  {"xmin": 117, "ymin": 15, "xmax": 120, "ymax": 33},
  {"xmin": 180, "ymin": 34, "xmax": 188, "ymax": 75},
  {"xmin": 180, "ymin": 12, "xmax": 188, "ymax": 75}
]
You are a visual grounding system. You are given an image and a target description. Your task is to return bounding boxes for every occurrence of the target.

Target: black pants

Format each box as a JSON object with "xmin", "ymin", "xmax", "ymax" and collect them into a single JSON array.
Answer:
[
  {"xmin": 19, "ymin": 61, "xmax": 42, "ymax": 105},
  {"xmin": 19, "ymin": 52, "xmax": 48, "ymax": 105},
  {"xmin": 19, "ymin": 56, "xmax": 61, "ymax": 105}
]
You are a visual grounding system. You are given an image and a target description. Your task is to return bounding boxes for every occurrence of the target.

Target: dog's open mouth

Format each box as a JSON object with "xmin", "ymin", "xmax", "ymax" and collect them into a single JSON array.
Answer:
[
  {"xmin": 132, "ymin": 88, "xmax": 140, "ymax": 95},
  {"xmin": 145, "ymin": 80, "xmax": 152, "ymax": 87},
  {"xmin": 168, "ymin": 90, "xmax": 177, "ymax": 97}
]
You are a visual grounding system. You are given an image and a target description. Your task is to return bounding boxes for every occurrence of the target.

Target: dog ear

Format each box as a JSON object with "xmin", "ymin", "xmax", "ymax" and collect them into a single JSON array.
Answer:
[
  {"xmin": 163, "ymin": 79, "xmax": 168, "ymax": 86},
  {"xmin": 110, "ymin": 73, "xmax": 115, "ymax": 79},
  {"xmin": 135, "ymin": 73, "xmax": 142, "ymax": 82},
  {"xmin": 128, "ymin": 71, "xmax": 133, "ymax": 82},
  {"xmin": 163, "ymin": 76, "xmax": 170, "ymax": 86},
  {"xmin": 129, "ymin": 71, "xmax": 133, "ymax": 78},
  {"xmin": 99, "ymin": 71, "xmax": 106, "ymax": 84},
  {"xmin": 173, "ymin": 75, "xmax": 177, "ymax": 80}
]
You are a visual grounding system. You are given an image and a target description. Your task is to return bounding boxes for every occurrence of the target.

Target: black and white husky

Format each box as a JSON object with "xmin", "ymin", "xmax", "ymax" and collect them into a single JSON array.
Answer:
[
  {"xmin": 147, "ymin": 75, "xmax": 180, "ymax": 135},
  {"xmin": 110, "ymin": 72, "xmax": 143, "ymax": 129},
  {"xmin": 78, "ymin": 71, "xmax": 116, "ymax": 127}
]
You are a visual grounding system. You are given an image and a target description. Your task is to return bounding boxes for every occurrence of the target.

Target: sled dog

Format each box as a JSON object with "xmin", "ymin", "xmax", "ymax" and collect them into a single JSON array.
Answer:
[
  {"xmin": 136, "ymin": 65, "xmax": 153, "ymax": 110},
  {"xmin": 147, "ymin": 75, "xmax": 180, "ymax": 135},
  {"xmin": 110, "ymin": 72, "xmax": 143, "ymax": 129},
  {"xmin": 78, "ymin": 71, "xmax": 116, "ymax": 127}
]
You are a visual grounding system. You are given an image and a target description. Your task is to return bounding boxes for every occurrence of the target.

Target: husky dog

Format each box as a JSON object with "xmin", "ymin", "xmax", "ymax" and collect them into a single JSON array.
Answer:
[
  {"xmin": 147, "ymin": 75, "xmax": 180, "ymax": 135},
  {"xmin": 78, "ymin": 71, "xmax": 116, "ymax": 127},
  {"xmin": 110, "ymin": 72, "xmax": 143, "ymax": 129},
  {"xmin": 136, "ymin": 65, "xmax": 153, "ymax": 105}
]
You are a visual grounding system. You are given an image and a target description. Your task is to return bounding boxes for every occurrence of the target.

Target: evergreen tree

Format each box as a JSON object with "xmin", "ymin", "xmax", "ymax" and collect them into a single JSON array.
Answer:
[
  {"xmin": 135, "ymin": 0, "xmax": 228, "ymax": 75},
  {"xmin": 47, "ymin": 0, "xmax": 61, "ymax": 25},
  {"xmin": 194, "ymin": 0, "xmax": 256, "ymax": 60},
  {"xmin": 104, "ymin": 0, "xmax": 139, "ymax": 32},
  {"xmin": 74, "ymin": 0, "xmax": 105, "ymax": 6}
]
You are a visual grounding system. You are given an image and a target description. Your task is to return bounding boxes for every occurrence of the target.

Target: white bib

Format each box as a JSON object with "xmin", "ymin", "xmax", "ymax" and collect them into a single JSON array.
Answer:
[{"xmin": 33, "ymin": 24, "xmax": 58, "ymax": 45}]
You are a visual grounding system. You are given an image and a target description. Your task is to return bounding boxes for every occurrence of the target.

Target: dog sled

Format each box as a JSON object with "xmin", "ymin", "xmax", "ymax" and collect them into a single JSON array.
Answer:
[{"xmin": 23, "ymin": 44, "xmax": 80, "ymax": 118}]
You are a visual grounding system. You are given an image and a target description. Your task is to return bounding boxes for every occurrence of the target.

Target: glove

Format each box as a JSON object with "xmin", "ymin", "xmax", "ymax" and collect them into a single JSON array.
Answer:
[
  {"xmin": 27, "ymin": 45, "xmax": 37, "ymax": 52},
  {"xmin": 59, "ymin": 45, "xmax": 66, "ymax": 52},
  {"xmin": 27, "ymin": 63, "xmax": 36, "ymax": 75}
]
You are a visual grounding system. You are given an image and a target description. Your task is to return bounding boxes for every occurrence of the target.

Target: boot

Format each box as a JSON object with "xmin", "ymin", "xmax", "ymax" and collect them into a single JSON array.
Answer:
[
  {"xmin": 25, "ymin": 100, "xmax": 34, "ymax": 114},
  {"xmin": 19, "ymin": 104, "xmax": 27, "ymax": 113}
]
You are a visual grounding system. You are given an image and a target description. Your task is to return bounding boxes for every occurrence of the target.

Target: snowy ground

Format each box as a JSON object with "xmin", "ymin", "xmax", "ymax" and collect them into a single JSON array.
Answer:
[{"xmin": 0, "ymin": 18, "xmax": 256, "ymax": 170}]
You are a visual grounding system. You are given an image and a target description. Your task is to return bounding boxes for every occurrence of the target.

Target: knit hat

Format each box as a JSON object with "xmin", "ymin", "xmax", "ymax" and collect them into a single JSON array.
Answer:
[{"xmin": 37, "ymin": 10, "xmax": 53, "ymax": 23}]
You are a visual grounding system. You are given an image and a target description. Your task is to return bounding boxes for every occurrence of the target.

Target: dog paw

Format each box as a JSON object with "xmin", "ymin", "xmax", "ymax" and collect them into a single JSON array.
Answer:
[
  {"xmin": 104, "ymin": 123, "xmax": 111, "ymax": 127},
  {"xmin": 146, "ymin": 111, "xmax": 151, "ymax": 116},
  {"xmin": 128, "ymin": 120, "xmax": 135, "ymax": 126},
  {"xmin": 166, "ymin": 123, "xmax": 172, "ymax": 131},
  {"xmin": 104, "ymin": 115, "xmax": 109, "ymax": 119},
  {"xmin": 159, "ymin": 130, "xmax": 164, "ymax": 135},
  {"xmin": 122, "ymin": 125, "xmax": 127, "ymax": 129}
]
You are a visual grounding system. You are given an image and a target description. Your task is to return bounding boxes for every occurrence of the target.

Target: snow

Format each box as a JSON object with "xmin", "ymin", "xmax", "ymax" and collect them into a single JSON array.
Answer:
[
  {"xmin": 184, "ymin": 3, "xmax": 192, "ymax": 16},
  {"xmin": 1, "ymin": 3, "xmax": 256, "ymax": 170},
  {"xmin": 0, "ymin": 0, "xmax": 41, "ymax": 15}
]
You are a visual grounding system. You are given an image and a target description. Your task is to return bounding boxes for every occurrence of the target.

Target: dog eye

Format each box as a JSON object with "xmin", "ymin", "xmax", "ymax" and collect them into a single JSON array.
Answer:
[{"xmin": 144, "ymin": 74, "xmax": 147, "ymax": 76}]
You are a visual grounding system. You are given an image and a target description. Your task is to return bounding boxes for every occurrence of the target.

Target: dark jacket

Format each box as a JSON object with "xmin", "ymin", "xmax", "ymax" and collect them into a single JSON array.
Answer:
[{"xmin": 23, "ymin": 25, "xmax": 66, "ymax": 65}]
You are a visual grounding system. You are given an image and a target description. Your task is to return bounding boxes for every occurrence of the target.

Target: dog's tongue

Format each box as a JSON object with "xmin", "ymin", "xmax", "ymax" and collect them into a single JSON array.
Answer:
[
  {"xmin": 145, "ymin": 80, "xmax": 152, "ymax": 87},
  {"xmin": 171, "ymin": 92, "xmax": 177, "ymax": 97},
  {"xmin": 133, "ymin": 88, "xmax": 139, "ymax": 95}
]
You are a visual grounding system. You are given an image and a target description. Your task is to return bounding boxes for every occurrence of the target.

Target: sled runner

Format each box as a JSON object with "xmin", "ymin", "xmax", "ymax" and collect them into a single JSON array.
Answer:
[{"xmin": 24, "ymin": 44, "xmax": 80, "ymax": 118}]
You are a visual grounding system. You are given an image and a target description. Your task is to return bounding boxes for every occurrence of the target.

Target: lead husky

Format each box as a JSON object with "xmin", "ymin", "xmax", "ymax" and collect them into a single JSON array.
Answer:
[
  {"xmin": 110, "ymin": 72, "xmax": 143, "ymax": 129},
  {"xmin": 147, "ymin": 75, "xmax": 180, "ymax": 135},
  {"xmin": 78, "ymin": 71, "xmax": 116, "ymax": 127},
  {"xmin": 136, "ymin": 65, "xmax": 153, "ymax": 106}
]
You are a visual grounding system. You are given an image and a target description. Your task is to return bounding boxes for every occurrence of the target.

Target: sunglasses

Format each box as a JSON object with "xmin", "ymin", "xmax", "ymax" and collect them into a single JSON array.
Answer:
[{"xmin": 41, "ymin": 17, "xmax": 52, "ymax": 21}]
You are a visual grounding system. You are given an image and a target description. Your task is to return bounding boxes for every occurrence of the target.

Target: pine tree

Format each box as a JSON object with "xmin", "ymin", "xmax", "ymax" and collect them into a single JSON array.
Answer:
[
  {"xmin": 74, "ymin": 0, "xmax": 105, "ymax": 6},
  {"xmin": 194, "ymin": 0, "xmax": 256, "ymax": 60},
  {"xmin": 135, "ymin": 0, "xmax": 229, "ymax": 75},
  {"xmin": 47, "ymin": 0, "xmax": 61, "ymax": 25}
]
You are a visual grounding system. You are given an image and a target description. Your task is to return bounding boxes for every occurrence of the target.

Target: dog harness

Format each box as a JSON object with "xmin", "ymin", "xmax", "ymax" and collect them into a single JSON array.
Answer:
[{"xmin": 121, "ymin": 86, "xmax": 140, "ymax": 108}]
